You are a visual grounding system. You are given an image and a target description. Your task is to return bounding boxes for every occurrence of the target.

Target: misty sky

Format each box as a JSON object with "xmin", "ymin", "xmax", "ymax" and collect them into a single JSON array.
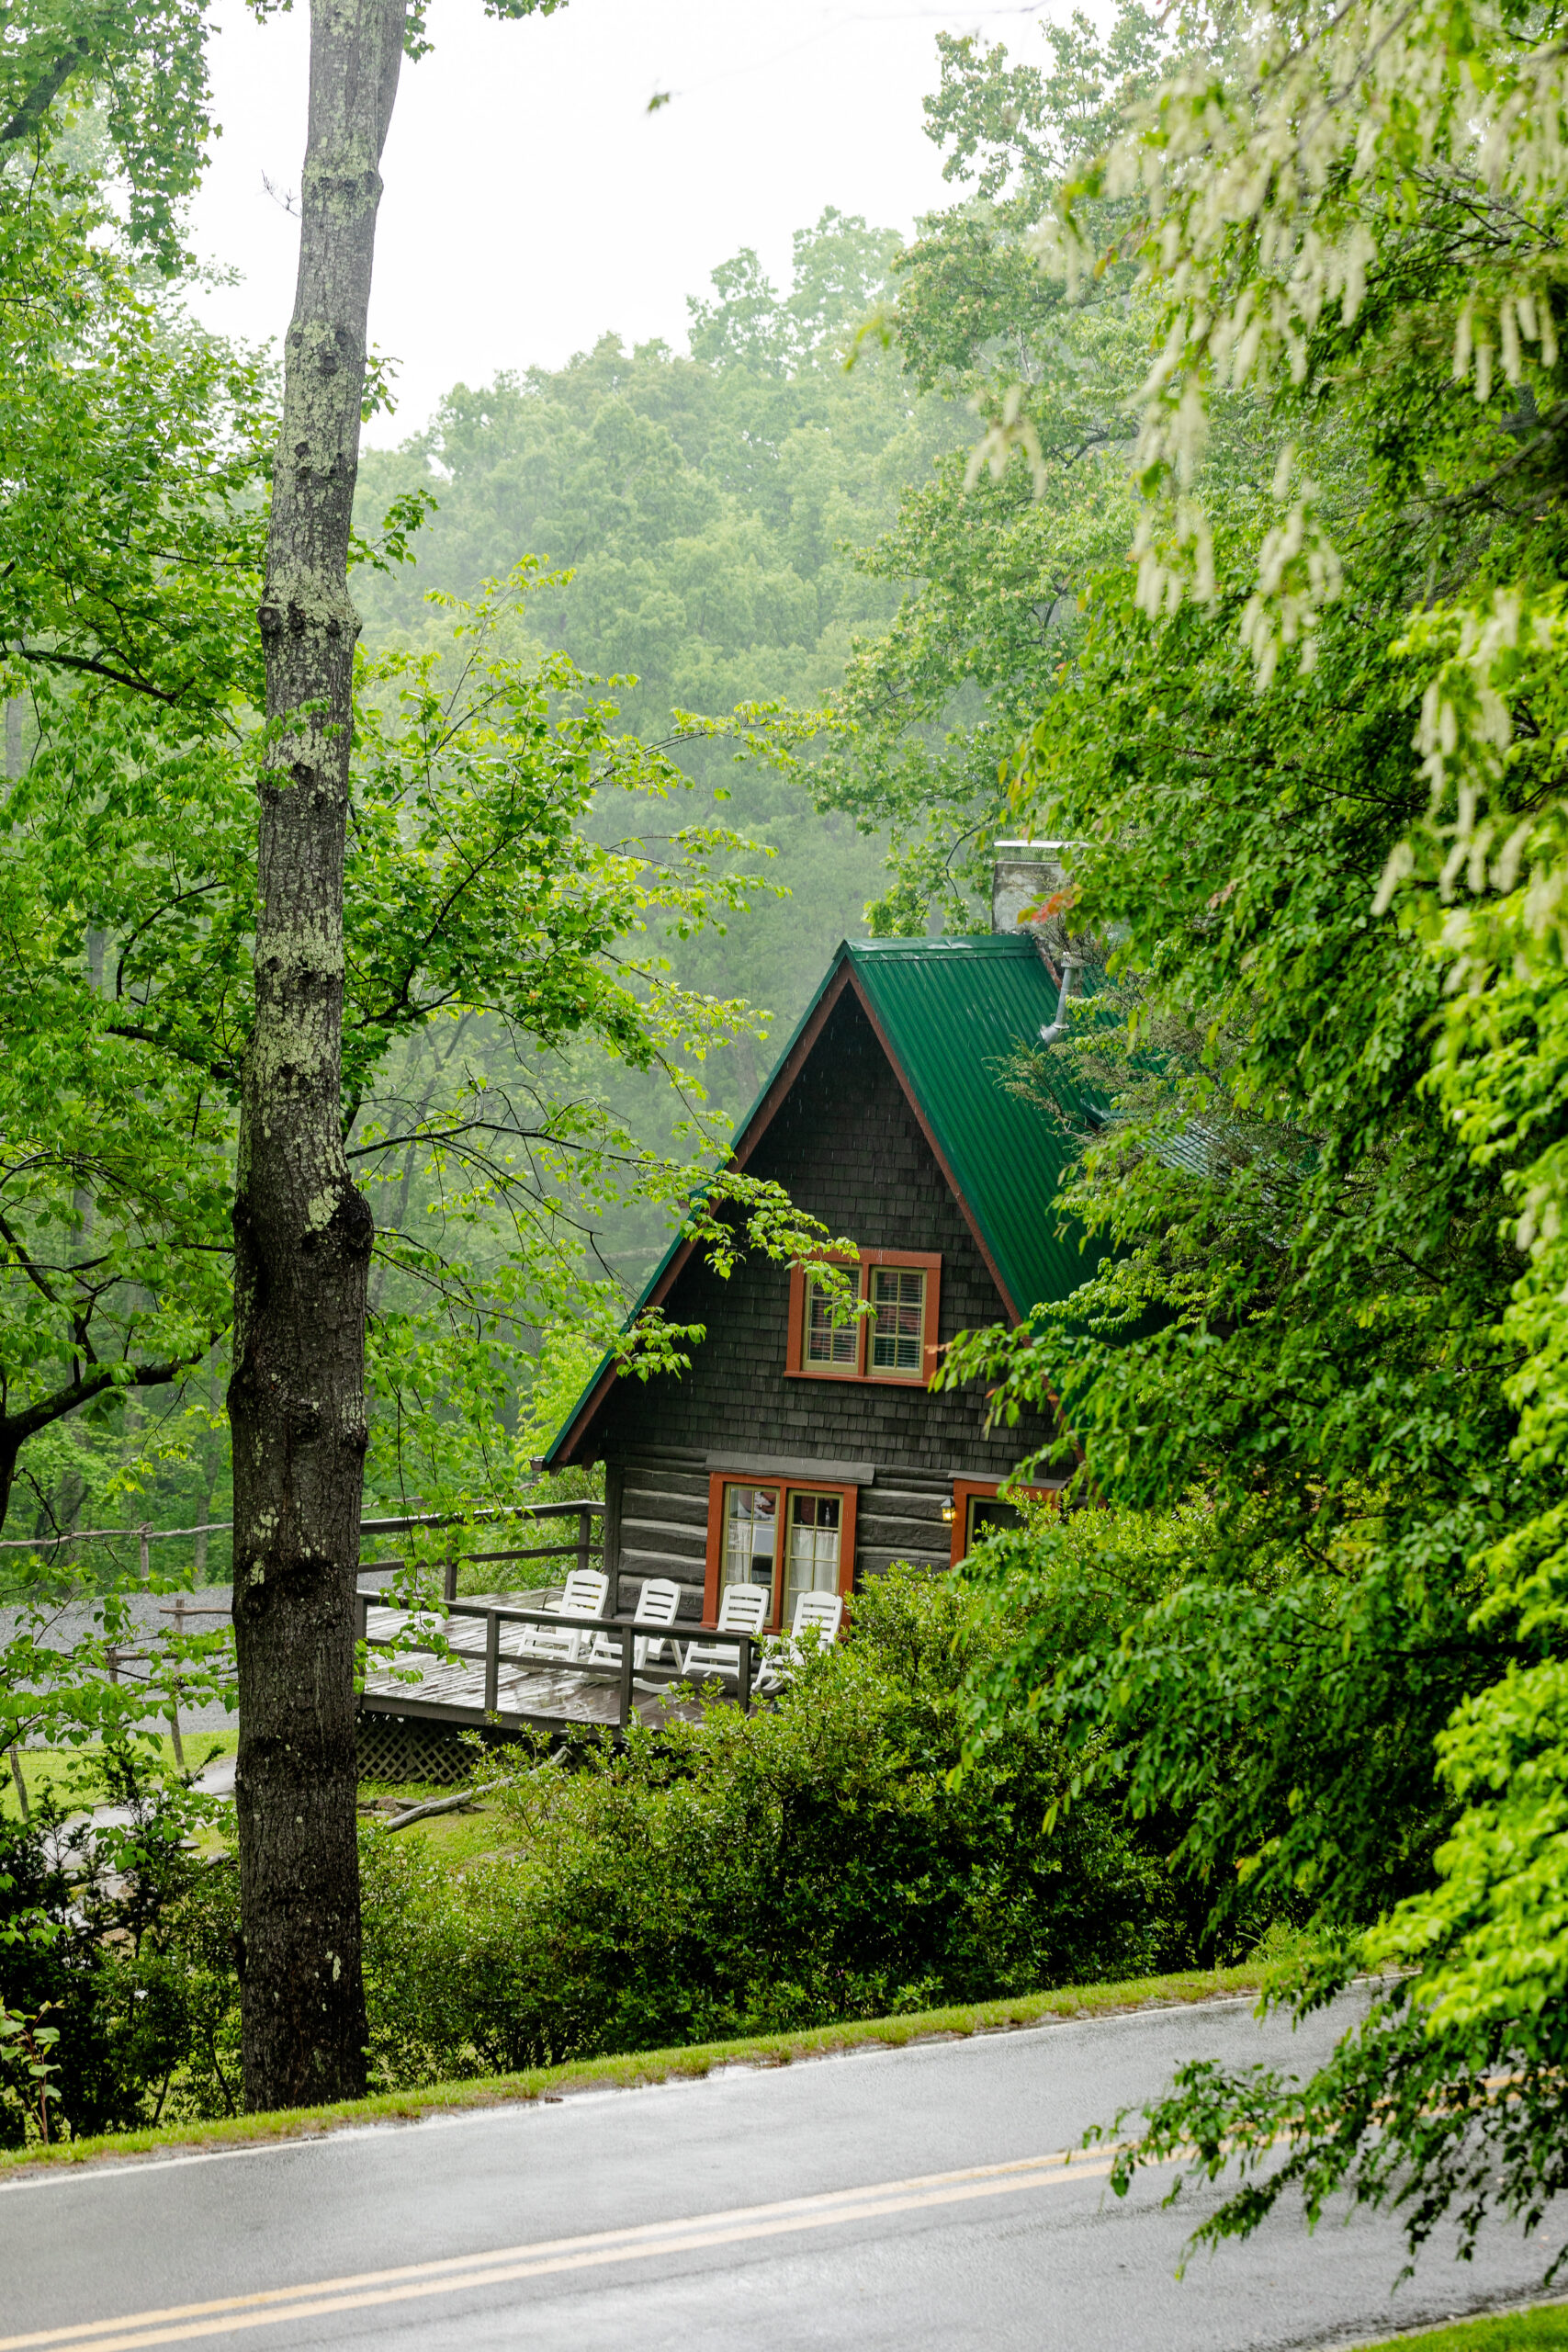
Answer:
[{"xmin": 189, "ymin": 0, "xmax": 1051, "ymax": 444}]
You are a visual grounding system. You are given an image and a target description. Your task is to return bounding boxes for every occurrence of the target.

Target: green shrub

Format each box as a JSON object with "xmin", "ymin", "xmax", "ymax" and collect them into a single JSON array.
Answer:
[
  {"xmin": 353, "ymin": 1565, "xmax": 1184, "ymax": 2082},
  {"xmin": 6, "ymin": 1567, "xmax": 1188, "ymax": 2127},
  {"xmin": 0, "ymin": 1753, "xmax": 231, "ymax": 2145}
]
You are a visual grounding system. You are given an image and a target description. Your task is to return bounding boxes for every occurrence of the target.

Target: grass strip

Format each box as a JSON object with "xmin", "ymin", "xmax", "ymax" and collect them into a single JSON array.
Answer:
[
  {"xmin": 1351, "ymin": 2307, "xmax": 1568, "ymax": 2351},
  {"xmin": 0, "ymin": 1962, "xmax": 1270, "ymax": 2176},
  {"xmin": 1, "ymin": 1735, "xmax": 237, "ymax": 1818}
]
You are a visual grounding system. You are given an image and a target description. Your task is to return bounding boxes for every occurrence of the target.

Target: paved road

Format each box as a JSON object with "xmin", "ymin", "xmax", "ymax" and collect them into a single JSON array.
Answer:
[{"xmin": 3, "ymin": 1991, "xmax": 1563, "ymax": 2352}]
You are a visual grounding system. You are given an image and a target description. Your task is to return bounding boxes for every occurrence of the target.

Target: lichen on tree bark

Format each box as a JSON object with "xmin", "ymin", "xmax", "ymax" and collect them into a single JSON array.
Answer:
[{"xmin": 229, "ymin": 0, "xmax": 406, "ymax": 2113}]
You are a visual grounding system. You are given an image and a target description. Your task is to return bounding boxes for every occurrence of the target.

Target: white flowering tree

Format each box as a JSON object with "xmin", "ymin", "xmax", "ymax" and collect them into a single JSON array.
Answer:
[{"xmin": 969, "ymin": 0, "xmax": 1568, "ymax": 2269}]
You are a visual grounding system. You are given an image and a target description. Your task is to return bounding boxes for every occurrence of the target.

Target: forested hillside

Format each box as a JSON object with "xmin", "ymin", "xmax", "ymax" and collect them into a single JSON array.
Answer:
[{"xmin": 354, "ymin": 209, "xmax": 968, "ymax": 1106}]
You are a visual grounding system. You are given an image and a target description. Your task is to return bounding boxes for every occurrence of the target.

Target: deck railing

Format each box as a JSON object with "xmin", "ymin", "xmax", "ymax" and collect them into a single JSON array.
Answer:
[
  {"xmin": 356, "ymin": 1593, "xmax": 757, "ymax": 1733},
  {"xmin": 357, "ymin": 1498, "xmax": 604, "ymax": 1601}
]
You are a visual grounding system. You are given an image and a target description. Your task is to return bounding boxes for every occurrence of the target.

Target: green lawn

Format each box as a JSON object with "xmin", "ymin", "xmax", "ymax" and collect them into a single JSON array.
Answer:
[
  {"xmin": 2, "ymin": 1733, "xmax": 238, "ymax": 1818},
  {"xmin": 356, "ymin": 1779, "xmax": 523, "ymax": 1867},
  {"xmin": 1354, "ymin": 2308, "xmax": 1568, "ymax": 2351},
  {"xmin": 4, "ymin": 1756, "xmax": 513, "ymax": 1876},
  {"xmin": 4, "ymin": 1753, "xmax": 511, "ymax": 1869}
]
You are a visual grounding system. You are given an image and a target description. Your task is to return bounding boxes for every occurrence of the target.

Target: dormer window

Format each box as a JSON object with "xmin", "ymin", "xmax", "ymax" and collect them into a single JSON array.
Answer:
[
  {"xmin": 804, "ymin": 1272, "xmax": 860, "ymax": 1371},
  {"xmin": 869, "ymin": 1265, "xmax": 927, "ymax": 1379},
  {"xmin": 785, "ymin": 1250, "xmax": 942, "ymax": 1387}
]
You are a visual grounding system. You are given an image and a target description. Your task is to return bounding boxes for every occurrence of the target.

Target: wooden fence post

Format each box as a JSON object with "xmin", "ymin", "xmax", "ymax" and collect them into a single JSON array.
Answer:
[
  {"xmin": 576, "ymin": 1506, "xmax": 592, "ymax": 1581},
  {"xmin": 167, "ymin": 1594, "xmax": 186, "ymax": 1770}
]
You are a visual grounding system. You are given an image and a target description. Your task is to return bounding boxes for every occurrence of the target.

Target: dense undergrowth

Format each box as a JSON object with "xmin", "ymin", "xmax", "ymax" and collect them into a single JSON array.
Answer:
[{"xmin": 0, "ymin": 1567, "xmax": 1221, "ymax": 2143}]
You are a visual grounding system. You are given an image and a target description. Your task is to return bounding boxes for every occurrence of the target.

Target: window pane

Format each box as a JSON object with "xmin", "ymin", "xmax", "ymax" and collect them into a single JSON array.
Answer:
[
  {"xmin": 870, "ymin": 1266, "xmax": 925, "ymax": 1373},
  {"xmin": 966, "ymin": 1496, "xmax": 1021, "ymax": 1549},
  {"xmin": 784, "ymin": 1490, "xmax": 840, "ymax": 1619},
  {"xmin": 724, "ymin": 1484, "xmax": 777, "ymax": 1604},
  {"xmin": 805, "ymin": 1273, "xmax": 858, "ymax": 1367}
]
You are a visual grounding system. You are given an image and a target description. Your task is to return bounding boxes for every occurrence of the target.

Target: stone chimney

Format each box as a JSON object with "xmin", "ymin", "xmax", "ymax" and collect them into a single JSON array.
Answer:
[{"xmin": 990, "ymin": 839, "xmax": 1076, "ymax": 941}]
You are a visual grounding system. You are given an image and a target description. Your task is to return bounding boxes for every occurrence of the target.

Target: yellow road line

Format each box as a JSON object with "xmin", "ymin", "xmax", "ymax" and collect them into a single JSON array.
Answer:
[{"xmin": 2, "ymin": 2148, "xmax": 1117, "ymax": 2352}]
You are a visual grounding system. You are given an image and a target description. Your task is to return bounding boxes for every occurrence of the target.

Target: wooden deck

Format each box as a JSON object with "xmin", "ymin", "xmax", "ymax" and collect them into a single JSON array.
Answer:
[{"xmin": 357, "ymin": 1590, "xmax": 716, "ymax": 1736}]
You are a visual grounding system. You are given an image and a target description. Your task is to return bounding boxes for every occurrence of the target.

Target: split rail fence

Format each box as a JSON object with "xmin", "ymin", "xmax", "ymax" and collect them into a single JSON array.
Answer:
[{"xmin": 0, "ymin": 1498, "xmax": 604, "ymax": 1591}]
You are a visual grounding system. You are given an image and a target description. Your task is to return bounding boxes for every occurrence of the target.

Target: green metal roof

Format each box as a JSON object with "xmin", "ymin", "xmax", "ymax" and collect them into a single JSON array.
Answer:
[
  {"xmin": 844, "ymin": 934, "xmax": 1098, "ymax": 1319},
  {"xmin": 541, "ymin": 932, "xmax": 1103, "ymax": 1466}
]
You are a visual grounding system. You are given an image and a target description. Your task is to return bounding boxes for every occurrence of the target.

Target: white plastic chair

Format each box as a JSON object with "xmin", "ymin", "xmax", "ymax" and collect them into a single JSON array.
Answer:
[
  {"xmin": 682, "ymin": 1580, "xmax": 771, "ymax": 1682},
  {"xmin": 756, "ymin": 1589, "xmax": 844, "ymax": 1692},
  {"xmin": 587, "ymin": 1577, "xmax": 684, "ymax": 1672},
  {"xmin": 512, "ymin": 1566, "xmax": 609, "ymax": 1665}
]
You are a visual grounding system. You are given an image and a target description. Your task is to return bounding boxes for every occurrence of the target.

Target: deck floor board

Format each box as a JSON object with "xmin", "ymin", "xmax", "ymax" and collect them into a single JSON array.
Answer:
[{"xmin": 360, "ymin": 1600, "xmax": 705, "ymax": 1732}]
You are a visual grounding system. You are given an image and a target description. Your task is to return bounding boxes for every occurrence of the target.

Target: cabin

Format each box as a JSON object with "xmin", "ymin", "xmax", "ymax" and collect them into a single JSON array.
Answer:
[{"xmin": 539, "ymin": 841, "xmax": 1100, "ymax": 1635}]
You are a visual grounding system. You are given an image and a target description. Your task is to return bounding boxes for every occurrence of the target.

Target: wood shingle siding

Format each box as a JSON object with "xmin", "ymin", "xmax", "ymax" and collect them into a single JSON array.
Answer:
[
  {"xmin": 582, "ymin": 990, "xmax": 1053, "ymax": 1486},
  {"xmin": 547, "ymin": 944, "xmax": 1074, "ymax": 1610}
]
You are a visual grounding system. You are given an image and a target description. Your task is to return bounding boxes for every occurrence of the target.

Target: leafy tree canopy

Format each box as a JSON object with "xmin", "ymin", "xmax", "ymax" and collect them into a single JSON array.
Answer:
[
  {"xmin": 807, "ymin": 17, "xmax": 1170, "ymax": 931},
  {"xmin": 353, "ymin": 212, "xmax": 969, "ymax": 1098},
  {"xmin": 858, "ymin": 0, "xmax": 1568, "ymax": 2287},
  {"xmin": 0, "ymin": 0, "xmax": 213, "ymax": 266},
  {"xmin": 0, "ymin": 125, "xmax": 876, "ymax": 1555}
]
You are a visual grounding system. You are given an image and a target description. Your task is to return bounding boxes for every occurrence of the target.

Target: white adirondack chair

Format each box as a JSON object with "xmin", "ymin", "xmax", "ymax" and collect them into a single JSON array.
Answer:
[
  {"xmin": 512, "ymin": 1566, "xmax": 609, "ymax": 1665},
  {"xmin": 587, "ymin": 1577, "xmax": 684, "ymax": 1672},
  {"xmin": 756, "ymin": 1589, "xmax": 844, "ymax": 1692},
  {"xmin": 682, "ymin": 1580, "xmax": 771, "ymax": 1682}
]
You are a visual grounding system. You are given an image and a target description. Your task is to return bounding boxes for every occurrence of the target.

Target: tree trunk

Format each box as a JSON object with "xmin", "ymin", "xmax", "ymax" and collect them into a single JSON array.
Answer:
[{"xmin": 230, "ymin": 0, "xmax": 405, "ymax": 2113}]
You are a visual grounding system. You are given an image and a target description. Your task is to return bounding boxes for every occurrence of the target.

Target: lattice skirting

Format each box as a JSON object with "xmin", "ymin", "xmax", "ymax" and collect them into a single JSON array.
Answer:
[{"xmin": 355, "ymin": 1711, "xmax": 522, "ymax": 1786}]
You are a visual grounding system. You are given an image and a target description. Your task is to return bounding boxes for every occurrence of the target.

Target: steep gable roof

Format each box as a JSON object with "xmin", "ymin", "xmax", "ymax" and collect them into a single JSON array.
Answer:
[
  {"xmin": 847, "ymin": 935, "xmax": 1093, "ymax": 1316},
  {"xmin": 541, "ymin": 933, "xmax": 1095, "ymax": 1467}
]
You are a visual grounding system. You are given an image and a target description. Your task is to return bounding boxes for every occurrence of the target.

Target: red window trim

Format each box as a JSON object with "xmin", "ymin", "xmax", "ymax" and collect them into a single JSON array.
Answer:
[
  {"xmin": 704, "ymin": 1471, "xmax": 860, "ymax": 1631},
  {"xmin": 949, "ymin": 1477, "xmax": 1060, "ymax": 1568},
  {"xmin": 785, "ymin": 1249, "xmax": 942, "ymax": 1388}
]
